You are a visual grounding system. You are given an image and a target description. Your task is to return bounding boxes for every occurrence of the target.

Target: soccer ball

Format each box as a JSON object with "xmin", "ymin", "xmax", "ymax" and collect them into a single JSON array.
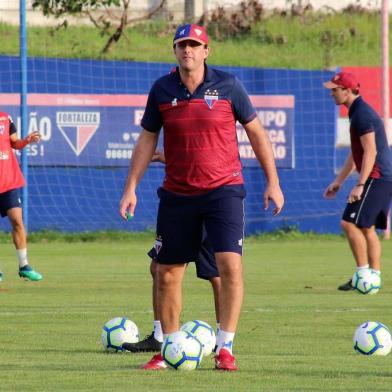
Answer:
[
  {"xmin": 353, "ymin": 321, "xmax": 392, "ymax": 356},
  {"xmin": 180, "ymin": 320, "xmax": 216, "ymax": 356},
  {"xmin": 101, "ymin": 317, "xmax": 139, "ymax": 352},
  {"xmin": 352, "ymin": 269, "xmax": 381, "ymax": 294},
  {"xmin": 161, "ymin": 330, "xmax": 203, "ymax": 370}
]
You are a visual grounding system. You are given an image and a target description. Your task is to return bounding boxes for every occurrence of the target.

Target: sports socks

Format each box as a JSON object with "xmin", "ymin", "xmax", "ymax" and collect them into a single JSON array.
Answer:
[
  {"xmin": 153, "ymin": 320, "xmax": 163, "ymax": 342},
  {"xmin": 356, "ymin": 264, "xmax": 369, "ymax": 271},
  {"xmin": 216, "ymin": 330, "xmax": 235, "ymax": 355},
  {"xmin": 16, "ymin": 248, "xmax": 28, "ymax": 268}
]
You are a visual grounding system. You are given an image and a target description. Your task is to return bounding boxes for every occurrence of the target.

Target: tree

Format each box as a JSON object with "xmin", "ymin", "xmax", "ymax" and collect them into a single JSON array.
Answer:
[{"xmin": 32, "ymin": 0, "xmax": 167, "ymax": 54}]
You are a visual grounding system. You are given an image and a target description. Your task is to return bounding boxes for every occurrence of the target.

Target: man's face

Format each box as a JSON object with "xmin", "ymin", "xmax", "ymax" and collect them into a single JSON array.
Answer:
[
  {"xmin": 330, "ymin": 86, "xmax": 350, "ymax": 105},
  {"xmin": 173, "ymin": 40, "xmax": 209, "ymax": 72}
]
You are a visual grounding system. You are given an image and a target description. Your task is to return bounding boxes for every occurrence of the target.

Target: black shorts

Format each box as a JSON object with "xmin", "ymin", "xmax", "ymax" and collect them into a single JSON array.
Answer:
[
  {"xmin": 342, "ymin": 178, "xmax": 392, "ymax": 229},
  {"xmin": 152, "ymin": 184, "xmax": 245, "ymax": 265},
  {"xmin": 0, "ymin": 188, "xmax": 21, "ymax": 217},
  {"xmin": 148, "ymin": 225, "xmax": 220, "ymax": 280},
  {"xmin": 196, "ymin": 233, "xmax": 219, "ymax": 280}
]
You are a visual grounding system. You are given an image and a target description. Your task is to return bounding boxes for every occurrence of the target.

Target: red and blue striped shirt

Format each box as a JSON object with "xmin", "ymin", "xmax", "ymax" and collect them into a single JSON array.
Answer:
[{"xmin": 141, "ymin": 65, "xmax": 257, "ymax": 194}]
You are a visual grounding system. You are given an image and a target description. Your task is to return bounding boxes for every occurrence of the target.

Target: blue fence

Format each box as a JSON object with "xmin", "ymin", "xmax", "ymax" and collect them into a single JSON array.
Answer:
[{"xmin": 0, "ymin": 56, "xmax": 349, "ymax": 234}]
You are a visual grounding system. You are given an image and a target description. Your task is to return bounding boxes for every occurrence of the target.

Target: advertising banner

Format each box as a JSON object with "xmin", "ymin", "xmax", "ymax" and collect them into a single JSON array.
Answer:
[{"xmin": 2, "ymin": 93, "xmax": 295, "ymax": 168}]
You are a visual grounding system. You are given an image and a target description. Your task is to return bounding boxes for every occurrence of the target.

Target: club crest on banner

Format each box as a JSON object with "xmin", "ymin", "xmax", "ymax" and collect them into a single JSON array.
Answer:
[
  {"xmin": 204, "ymin": 89, "xmax": 219, "ymax": 109},
  {"xmin": 56, "ymin": 112, "xmax": 100, "ymax": 156}
]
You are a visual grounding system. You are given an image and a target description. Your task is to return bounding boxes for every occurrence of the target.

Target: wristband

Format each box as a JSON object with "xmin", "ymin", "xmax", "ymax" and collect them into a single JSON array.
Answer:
[{"xmin": 356, "ymin": 183, "xmax": 365, "ymax": 187}]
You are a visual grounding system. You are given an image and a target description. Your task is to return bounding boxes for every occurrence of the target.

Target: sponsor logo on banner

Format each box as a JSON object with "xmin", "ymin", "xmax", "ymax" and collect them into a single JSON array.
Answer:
[
  {"xmin": 204, "ymin": 89, "xmax": 219, "ymax": 109},
  {"xmin": 56, "ymin": 112, "xmax": 100, "ymax": 156}
]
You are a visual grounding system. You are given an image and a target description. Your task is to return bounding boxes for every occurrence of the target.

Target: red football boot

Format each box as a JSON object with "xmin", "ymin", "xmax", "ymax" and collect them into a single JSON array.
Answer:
[
  {"xmin": 214, "ymin": 348, "xmax": 238, "ymax": 371},
  {"xmin": 142, "ymin": 353, "xmax": 167, "ymax": 370}
]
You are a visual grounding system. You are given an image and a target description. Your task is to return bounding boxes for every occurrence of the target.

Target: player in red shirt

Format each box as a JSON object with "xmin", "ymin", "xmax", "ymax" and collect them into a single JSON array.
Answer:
[
  {"xmin": 120, "ymin": 24, "xmax": 284, "ymax": 371},
  {"xmin": 0, "ymin": 112, "xmax": 43, "ymax": 282}
]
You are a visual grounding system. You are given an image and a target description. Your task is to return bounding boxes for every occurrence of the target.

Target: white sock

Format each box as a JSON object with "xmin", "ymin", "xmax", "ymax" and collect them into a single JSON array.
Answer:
[
  {"xmin": 216, "ymin": 322, "xmax": 220, "ymax": 335},
  {"xmin": 162, "ymin": 333, "xmax": 169, "ymax": 343},
  {"xmin": 16, "ymin": 249, "xmax": 28, "ymax": 268},
  {"xmin": 153, "ymin": 320, "xmax": 163, "ymax": 342},
  {"xmin": 216, "ymin": 330, "xmax": 235, "ymax": 355},
  {"xmin": 356, "ymin": 264, "xmax": 369, "ymax": 271},
  {"xmin": 371, "ymin": 268, "xmax": 381, "ymax": 275}
]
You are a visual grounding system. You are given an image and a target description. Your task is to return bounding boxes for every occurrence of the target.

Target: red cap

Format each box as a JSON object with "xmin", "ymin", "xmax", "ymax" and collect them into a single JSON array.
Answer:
[
  {"xmin": 173, "ymin": 24, "xmax": 208, "ymax": 46},
  {"xmin": 323, "ymin": 72, "xmax": 360, "ymax": 89}
]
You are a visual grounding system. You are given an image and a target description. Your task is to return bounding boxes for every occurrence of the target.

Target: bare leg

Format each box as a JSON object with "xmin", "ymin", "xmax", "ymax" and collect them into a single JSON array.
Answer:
[
  {"xmin": 150, "ymin": 260, "xmax": 160, "ymax": 320},
  {"xmin": 362, "ymin": 226, "xmax": 381, "ymax": 271},
  {"xmin": 7, "ymin": 207, "xmax": 26, "ymax": 250},
  {"xmin": 341, "ymin": 220, "xmax": 368, "ymax": 267},
  {"xmin": 214, "ymin": 252, "xmax": 243, "ymax": 332},
  {"xmin": 209, "ymin": 276, "xmax": 221, "ymax": 323},
  {"xmin": 156, "ymin": 263, "xmax": 187, "ymax": 333}
]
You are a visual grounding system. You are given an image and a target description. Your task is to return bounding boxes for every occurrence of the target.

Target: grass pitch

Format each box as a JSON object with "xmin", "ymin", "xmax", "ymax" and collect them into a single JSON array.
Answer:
[{"xmin": 0, "ymin": 235, "xmax": 392, "ymax": 391}]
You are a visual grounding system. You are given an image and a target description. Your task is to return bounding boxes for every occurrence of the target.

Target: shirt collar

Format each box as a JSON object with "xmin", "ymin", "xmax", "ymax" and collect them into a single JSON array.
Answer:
[{"xmin": 348, "ymin": 96, "xmax": 362, "ymax": 118}]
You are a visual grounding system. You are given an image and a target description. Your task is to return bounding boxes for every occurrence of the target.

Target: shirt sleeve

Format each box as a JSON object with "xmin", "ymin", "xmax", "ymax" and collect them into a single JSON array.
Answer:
[
  {"xmin": 141, "ymin": 82, "xmax": 162, "ymax": 133},
  {"xmin": 231, "ymin": 77, "xmax": 257, "ymax": 125},
  {"xmin": 9, "ymin": 115, "xmax": 17, "ymax": 135},
  {"xmin": 351, "ymin": 112, "xmax": 375, "ymax": 137}
]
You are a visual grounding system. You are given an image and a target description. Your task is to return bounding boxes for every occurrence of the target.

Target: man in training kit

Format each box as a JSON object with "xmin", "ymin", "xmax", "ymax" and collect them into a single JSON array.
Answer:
[
  {"xmin": 0, "ymin": 112, "xmax": 43, "ymax": 282},
  {"xmin": 323, "ymin": 72, "xmax": 392, "ymax": 291},
  {"xmin": 120, "ymin": 24, "xmax": 284, "ymax": 371}
]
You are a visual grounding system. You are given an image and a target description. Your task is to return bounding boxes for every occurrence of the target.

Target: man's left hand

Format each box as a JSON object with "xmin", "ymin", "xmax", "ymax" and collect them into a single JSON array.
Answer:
[
  {"xmin": 264, "ymin": 183, "xmax": 284, "ymax": 216},
  {"xmin": 26, "ymin": 131, "xmax": 41, "ymax": 144}
]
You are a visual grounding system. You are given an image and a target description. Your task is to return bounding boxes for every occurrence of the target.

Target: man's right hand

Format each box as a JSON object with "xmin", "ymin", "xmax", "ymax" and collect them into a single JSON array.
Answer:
[{"xmin": 119, "ymin": 191, "xmax": 137, "ymax": 220}]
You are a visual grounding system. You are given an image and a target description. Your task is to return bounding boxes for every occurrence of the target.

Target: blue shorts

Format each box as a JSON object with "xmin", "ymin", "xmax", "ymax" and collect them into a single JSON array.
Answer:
[
  {"xmin": 342, "ymin": 178, "xmax": 392, "ymax": 229},
  {"xmin": 0, "ymin": 188, "xmax": 21, "ymax": 217},
  {"xmin": 148, "ymin": 226, "xmax": 219, "ymax": 280},
  {"xmin": 152, "ymin": 184, "xmax": 246, "ymax": 265}
]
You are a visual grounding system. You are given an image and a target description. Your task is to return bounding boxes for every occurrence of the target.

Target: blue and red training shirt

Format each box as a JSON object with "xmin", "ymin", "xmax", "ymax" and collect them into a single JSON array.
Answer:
[
  {"xmin": 349, "ymin": 96, "xmax": 392, "ymax": 181},
  {"xmin": 0, "ymin": 114, "xmax": 25, "ymax": 193},
  {"xmin": 141, "ymin": 65, "xmax": 257, "ymax": 195}
]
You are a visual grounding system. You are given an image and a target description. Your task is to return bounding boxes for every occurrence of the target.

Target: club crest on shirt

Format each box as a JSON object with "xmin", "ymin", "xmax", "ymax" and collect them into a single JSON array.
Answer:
[
  {"xmin": 204, "ymin": 89, "xmax": 219, "ymax": 109},
  {"xmin": 0, "ymin": 125, "xmax": 4, "ymax": 135}
]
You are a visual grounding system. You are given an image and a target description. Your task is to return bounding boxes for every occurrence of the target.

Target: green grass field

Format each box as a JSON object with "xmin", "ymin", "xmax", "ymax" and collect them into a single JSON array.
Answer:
[{"xmin": 1, "ymin": 235, "xmax": 392, "ymax": 391}]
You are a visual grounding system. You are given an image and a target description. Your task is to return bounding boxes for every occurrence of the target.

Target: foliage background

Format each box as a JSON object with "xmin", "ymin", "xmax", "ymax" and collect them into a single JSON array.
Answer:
[{"xmin": 0, "ymin": 8, "xmax": 387, "ymax": 68}]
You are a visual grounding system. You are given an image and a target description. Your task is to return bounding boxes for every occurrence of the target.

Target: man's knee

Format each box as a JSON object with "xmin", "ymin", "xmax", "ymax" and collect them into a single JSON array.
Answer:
[
  {"xmin": 216, "ymin": 255, "xmax": 243, "ymax": 282},
  {"xmin": 7, "ymin": 208, "xmax": 24, "ymax": 228},
  {"xmin": 150, "ymin": 260, "xmax": 158, "ymax": 278},
  {"xmin": 9, "ymin": 216, "xmax": 24, "ymax": 233},
  {"xmin": 341, "ymin": 219, "xmax": 357, "ymax": 234},
  {"xmin": 157, "ymin": 264, "xmax": 185, "ymax": 288},
  {"xmin": 361, "ymin": 226, "xmax": 376, "ymax": 239}
]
